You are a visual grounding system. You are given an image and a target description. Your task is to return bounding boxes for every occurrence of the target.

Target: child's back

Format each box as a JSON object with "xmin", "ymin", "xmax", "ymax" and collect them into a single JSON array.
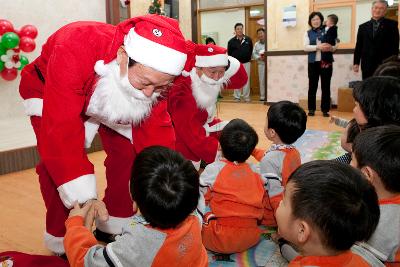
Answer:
[
  {"xmin": 64, "ymin": 146, "xmax": 208, "ymax": 267},
  {"xmin": 200, "ymin": 119, "xmax": 265, "ymax": 254},
  {"xmin": 257, "ymin": 101, "xmax": 306, "ymax": 226}
]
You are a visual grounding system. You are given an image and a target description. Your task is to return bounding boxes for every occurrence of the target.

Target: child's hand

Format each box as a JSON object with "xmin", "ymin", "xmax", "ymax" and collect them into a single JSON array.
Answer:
[
  {"xmin": 84, "ymin": 200, "xmax": 109, "ymax": 230},
  {"xmin": 329, "ymin": 115, "xmax": 337, "ymax": 123},
  {"xmin": 68, "ymin": 201, "xmax": 93, "ymax": 219}
]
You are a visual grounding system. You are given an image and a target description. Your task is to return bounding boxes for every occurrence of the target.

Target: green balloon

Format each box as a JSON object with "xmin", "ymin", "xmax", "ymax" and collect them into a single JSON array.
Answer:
[
  {"xmin": 18, "ymin": 55, "xmax": 29, "ymax": 70},
  {"xmin": 0, "ymin": 43, "xmax": 6, "ymax": 55},
  {"xmin": 0, "ymin": 60, "xmax": 4, "ymax": 71},
  {"xmin": 19, "ymin": 55, "xmax": 29, "ymax": 65},
  {"xmin": 1, "ymin": 32, "xmax": 20, "ymax": 49}
]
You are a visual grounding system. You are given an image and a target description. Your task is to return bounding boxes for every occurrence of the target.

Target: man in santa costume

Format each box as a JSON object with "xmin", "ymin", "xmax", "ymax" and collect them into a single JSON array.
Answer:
[
  {"xmin": 19, "ymin": 14, "xmax": 187, "ymax": 254},
  {"xmin": 168, "ymin": 42, "xmax": 247, "ymax": 170}
]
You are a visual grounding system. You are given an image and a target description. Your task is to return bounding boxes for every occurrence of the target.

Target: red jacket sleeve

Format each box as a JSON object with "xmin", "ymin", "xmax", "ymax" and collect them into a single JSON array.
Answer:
[
  {"xmin": 40, "ymin": 45, "xmax": 97, "ymax": 207},
  {"xmin": 64, "ymin": 216, "xmax": 99, "ymax": 267},
  {"xmin": 41, "ymin": 45, "xmax": 93, "ymax": 184}
]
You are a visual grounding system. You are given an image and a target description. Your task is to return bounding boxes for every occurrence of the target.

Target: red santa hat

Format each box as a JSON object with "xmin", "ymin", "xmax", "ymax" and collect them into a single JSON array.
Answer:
[
  {"xmin": 195, "ymin": 44, "xmax": 229, "ymax": 68},
  {"xmin": 103, "ymin": 14, "xmax": 187, "ymax": 76}
]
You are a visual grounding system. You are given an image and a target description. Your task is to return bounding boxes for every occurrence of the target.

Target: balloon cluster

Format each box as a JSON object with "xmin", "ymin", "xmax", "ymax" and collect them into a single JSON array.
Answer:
[{"xmin": 0, "ymin": 19, "xmax": 37, "ymax": 81}]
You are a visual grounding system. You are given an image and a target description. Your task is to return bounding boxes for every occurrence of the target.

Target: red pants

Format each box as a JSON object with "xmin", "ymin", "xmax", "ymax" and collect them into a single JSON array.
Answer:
[
  {"xmin": 30, "ymin": 117, "xmax": 136, "ymax": 238},
  {"xmin": 202, "ymin": 217, "xmax": 262, "ymax": 254}
]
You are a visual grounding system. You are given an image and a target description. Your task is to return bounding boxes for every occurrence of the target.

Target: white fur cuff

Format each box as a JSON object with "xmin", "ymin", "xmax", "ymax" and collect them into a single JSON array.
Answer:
[
  {"xmin": 23, "ymin": 98, "xmax": 43, "ymax": 117},
  {"xmin": 57, "ymin": 174, "xmax": 97, "ymax": 209}
]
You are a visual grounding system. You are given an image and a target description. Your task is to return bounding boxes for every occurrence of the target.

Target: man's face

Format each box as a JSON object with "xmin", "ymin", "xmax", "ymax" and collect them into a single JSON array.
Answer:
[
  {"xmin": 198, "ymin": 66, "xmax": 226, "ymax": 82},
  {"xmin": 235, "ymin": 25, "xmax": 244, "ymax": 37},
  {"xmin": 371, "ymin": 2, "xmax": 387, "ymax": 20},
  {"xmin": 257, "ymin": 30, "xmax": 265, "ymax": 42},
  {"xmin": 118, "ymin": 47, "xmax": 175, "ymax": 98},
  {"xmin": 126, "ymin": 63, "xmax": 175, "ymax": 98}
]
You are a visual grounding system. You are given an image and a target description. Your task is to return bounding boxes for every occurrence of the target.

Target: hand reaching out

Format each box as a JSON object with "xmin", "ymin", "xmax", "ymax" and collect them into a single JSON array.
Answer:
[{"xmin": 68, "ymin": 200, "xmax": 109, "ymax": 230}]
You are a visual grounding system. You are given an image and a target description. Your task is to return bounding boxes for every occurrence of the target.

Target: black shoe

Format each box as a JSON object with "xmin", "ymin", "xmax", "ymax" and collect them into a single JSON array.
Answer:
[
  {"xmin": 323, "ymin": 112, "xmax": 330, "ymax": 117},
  {"xmin": 93, "ymin": 229, "xmax": 117, "ymax": 243},
  {"xmin": 308, "ymin": 111, "xmax": 315, "ymax": 116}
]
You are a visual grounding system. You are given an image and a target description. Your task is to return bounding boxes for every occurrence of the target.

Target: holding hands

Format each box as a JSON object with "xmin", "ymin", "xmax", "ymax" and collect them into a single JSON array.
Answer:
[{"xmin": 68, "ymin": 200, "xmax": 109, "ymax": 230}]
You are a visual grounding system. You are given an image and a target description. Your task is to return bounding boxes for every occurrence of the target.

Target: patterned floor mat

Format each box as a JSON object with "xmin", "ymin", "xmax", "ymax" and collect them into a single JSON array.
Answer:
[{"xmin": 293, "ymin": 129, "xmax": 346, "ymax": 162}]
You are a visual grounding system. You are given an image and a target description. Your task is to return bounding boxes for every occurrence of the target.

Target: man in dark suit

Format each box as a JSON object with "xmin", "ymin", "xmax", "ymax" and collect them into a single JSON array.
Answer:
[
  {"xmin": 353, "ymin": 0, "xmax": 399, "ymax": 80},
  {"xmin": 228, "ymin": 23, "xmax": 253, "ymax": 102}
]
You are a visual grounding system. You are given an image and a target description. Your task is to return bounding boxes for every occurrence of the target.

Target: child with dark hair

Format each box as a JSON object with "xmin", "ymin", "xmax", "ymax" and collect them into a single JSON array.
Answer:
[
  {"xmin": 64, "ymin": 146, "xmax": 208, "ymax": 267},
  {"xmin": 200, "ymin": 118, "xmax": 265, "ymax": 253},
  {"xmin": 353, "ymin": 76, "xmax": 400, "ymax": 129},
  {"xmin": 321, "ymin": 14, "xmax": 339, "ymax": 68},
  {"xmin": 331, "ymin": 118, "xmax": 360, "ymax": 164},
  {"xmin": 253, "ymin": 101, "xmax": 307, "ymax": 226},
  {"xmin": 205, "ymin": 37, "xmax": 216, "ymax": 45},
  {"xmin": 351, "ymin": 125, "xmax": 400, "ymax": 265},
  {"xmin": 277, "ymin": 160, "xmax": 380, "ymax": 266}
]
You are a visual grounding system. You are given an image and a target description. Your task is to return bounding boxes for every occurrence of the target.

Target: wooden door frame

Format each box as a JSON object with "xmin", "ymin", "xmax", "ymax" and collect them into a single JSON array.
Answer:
[
  {"xmin": 194, "ymin": 1, "xmax": 267, "ymax": 101},
  {"xmin": 106, "ymin": 0, "xmax": 131, "ymax": 25}
]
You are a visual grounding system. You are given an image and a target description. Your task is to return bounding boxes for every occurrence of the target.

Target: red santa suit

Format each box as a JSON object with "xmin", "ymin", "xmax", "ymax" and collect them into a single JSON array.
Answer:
[
  {"xmin": 168, "ymin": 43, "xmax": 248, "ymax": 169},
  {"xmin": 18, "ymin": 15, "xmax": 187, "ymax": 254}
]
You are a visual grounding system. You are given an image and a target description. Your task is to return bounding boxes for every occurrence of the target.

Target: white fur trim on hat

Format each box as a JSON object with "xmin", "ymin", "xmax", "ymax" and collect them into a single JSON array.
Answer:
[
  {"xmin": 94, "ymin": 60, "xmax": 110, "ymax": 76},
  {"xmin": 195, "ymin": 54, "xmax": 228, "ymax": 68},
  {"xmin": 124, "ymin": 28, "xmax": 187, "ymax": 76},
  {"xmin": 224, "ymin": 56, "xmax": 240, "ymax": 79},
  {"xmin": 57, "ymin": 174, "xmax": 97, "ymax": 209}
]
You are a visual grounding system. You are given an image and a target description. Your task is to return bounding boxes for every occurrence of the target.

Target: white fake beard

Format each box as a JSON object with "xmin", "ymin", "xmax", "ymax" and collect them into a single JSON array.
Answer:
[
  {"xmin": 190, "ymin": 68, "xmax": 225, "ymax": 109},
  {"xmin": 86, "ymin": 60, "xmax": 159, "ymax": 126}
]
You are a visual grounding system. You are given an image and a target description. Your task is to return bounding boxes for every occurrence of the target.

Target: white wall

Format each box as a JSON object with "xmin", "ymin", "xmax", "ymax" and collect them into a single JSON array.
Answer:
[
  {"xmin": 267, "ymin": 53, "xmax": 361, "ymax": 104},
  {"xmin": 200, "ymin": 8, "xmax": 246, "ymax": 47},
  {"xmin": 267, "ymin": 0, "xmax": 310, "ymax": 51},
  {"xmin": 356, "ymin": 1, "xmax": 373, "ymax": 37},
  {"xmin": 0, "ymin": 0, "xmax": 106, "ymax": 119}
]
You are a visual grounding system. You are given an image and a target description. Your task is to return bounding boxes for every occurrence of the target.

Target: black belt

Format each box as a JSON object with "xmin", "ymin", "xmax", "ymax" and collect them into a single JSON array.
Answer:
[{"xmin": 34, "ymin": 64, "xmax": 45, "ymax": 84}]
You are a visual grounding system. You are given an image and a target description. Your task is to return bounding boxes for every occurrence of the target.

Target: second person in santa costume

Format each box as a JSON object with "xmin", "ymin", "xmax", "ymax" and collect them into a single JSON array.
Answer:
[{"xmin": 168, "ymin": 42, "xmax": 248, "ymax": 170}]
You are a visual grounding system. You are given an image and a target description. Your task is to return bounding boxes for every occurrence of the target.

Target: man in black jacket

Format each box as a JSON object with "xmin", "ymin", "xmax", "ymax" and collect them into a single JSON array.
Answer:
[
  {"xmin": 353, "ymin": 0, "xmax": 399, "ymax": 80},
  {"xmin": 228, "ymin": 23, "xmax": 253, "ymax": 102}
]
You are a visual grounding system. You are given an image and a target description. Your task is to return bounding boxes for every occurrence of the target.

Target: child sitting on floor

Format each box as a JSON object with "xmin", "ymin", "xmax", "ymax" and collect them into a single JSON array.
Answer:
[
  {"xmin": 331, "ymin": 118, "xmax": 360, "ymax": 164},
  {"xmin": 351, "ymin": 125, "xmax": 400, "ymax": 265},
  {"xmin": 64, "ymin": 146, "xmax": 208, "ymax": 267},
  {"xmin": 200, "ymin": 118, "xmax": 265, "ymax": 254},
  {"xmin": 277, "ymin": 160, "xmax": 380, "ymax": 266},
  {"xmin": 253, "ymin": 100, "xmax": 307, "ymax": 226},
  {"xmin": 353, "ymin": 76, "xmax": 400, "ymax": 129}
]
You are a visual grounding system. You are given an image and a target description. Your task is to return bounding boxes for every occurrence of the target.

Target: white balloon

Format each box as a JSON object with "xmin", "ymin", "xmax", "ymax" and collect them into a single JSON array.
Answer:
[
  {"xmin": 5, "ymin": 61, "xmax": 14, "ymax": 69},
  {"xmin": 15, "ymin": 62, "xmax": 21, "ymax": 68},
  {"xmin": 0, "ymin": 55, "xmax": 8, "ymax": 62},
  {"xmin": 6, "ymin": 50, "xmax": 14, "ymax": 57}
]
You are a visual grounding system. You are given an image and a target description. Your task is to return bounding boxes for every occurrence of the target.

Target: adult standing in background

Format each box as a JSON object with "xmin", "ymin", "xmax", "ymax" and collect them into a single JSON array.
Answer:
[
  {"xmin": 252, "ymin": 28, "xmax": 266, "ymax": 101},
  {"xmin": 353, "ymin": 0, "xmax": 399, "ymax": 80},
  {"xmin": 205, "ymin": 36, "xmax": 216, "ymax": 45},
  {"xmin": 228, "ymin": 23, "xmax": 253, "ymax": 102},
  {"xmin": 304, "ymin": 12, "xmax": 335, "ymax": 117}
]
